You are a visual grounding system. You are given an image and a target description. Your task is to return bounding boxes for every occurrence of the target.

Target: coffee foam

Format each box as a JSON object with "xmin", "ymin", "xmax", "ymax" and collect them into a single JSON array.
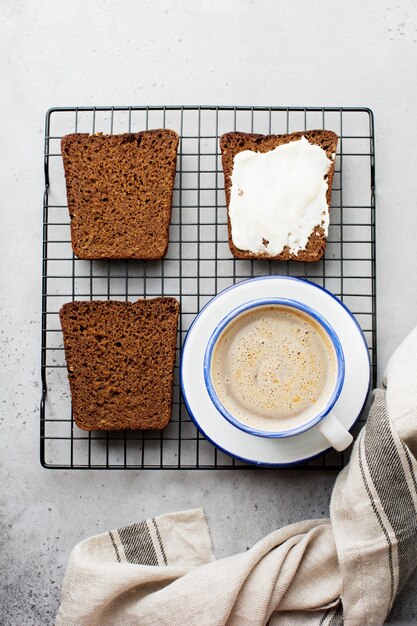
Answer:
[{"xmin": 210, "ymin": 305, "xmax": 337, "ymax": 432}]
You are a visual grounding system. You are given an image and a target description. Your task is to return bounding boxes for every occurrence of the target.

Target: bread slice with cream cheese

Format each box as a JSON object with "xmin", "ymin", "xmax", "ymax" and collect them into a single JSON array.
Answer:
[{"xmin": 220, "ymin": 130, "xmax": 338, "ymax": 262}]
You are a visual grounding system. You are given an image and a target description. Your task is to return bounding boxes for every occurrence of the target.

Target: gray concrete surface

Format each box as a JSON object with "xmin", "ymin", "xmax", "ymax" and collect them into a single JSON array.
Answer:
[{"xmin": 1, "ymin": 0, "xmax": 417, "ymax": 623}]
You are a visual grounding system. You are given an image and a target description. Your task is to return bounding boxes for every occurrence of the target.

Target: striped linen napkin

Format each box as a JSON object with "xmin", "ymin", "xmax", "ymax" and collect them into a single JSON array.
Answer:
[{"xmin": 55, "ymin": 327, "xmax": 417, "ymax": 626}]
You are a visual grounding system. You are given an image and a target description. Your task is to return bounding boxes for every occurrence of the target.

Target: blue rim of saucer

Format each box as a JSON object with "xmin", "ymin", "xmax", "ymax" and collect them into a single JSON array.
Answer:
[
  {"xmin": 203, "ymin": 298, "xmax": 345, "ymax": 439},
  {"xmin": 180, "ymin": 276, "xmax": 371, "ymax": 467}
]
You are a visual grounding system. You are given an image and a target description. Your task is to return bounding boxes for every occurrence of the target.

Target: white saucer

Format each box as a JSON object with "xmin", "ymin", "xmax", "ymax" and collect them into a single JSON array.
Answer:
[{"xmin": 180, "ymin": 276, "xmax": 371, "ymax": 466}]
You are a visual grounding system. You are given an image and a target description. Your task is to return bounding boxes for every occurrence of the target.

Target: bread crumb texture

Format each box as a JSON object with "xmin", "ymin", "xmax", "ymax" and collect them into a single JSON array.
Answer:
[
  {"xmin": 220, "ymin": 130, "xmax": 338, "ymax": 262},
  {"xmin": 60, "ymin": 298, "xmax": 180, "ymax": 431},
  {"xmin": 61, "ymin": 130, "xmax": 179, "ymax": 259}
]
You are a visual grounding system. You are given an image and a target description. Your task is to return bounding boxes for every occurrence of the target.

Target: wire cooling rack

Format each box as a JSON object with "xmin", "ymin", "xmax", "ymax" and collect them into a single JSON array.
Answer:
[{"xmin": 41, "ymin": 106, "xmax": 376, "ymax": 470}]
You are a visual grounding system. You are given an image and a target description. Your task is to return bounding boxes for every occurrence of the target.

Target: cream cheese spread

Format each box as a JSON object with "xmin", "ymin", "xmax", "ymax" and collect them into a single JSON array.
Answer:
[{"xmin": 229, "ymin": 136, "xmax": 334, "ymax": 256}]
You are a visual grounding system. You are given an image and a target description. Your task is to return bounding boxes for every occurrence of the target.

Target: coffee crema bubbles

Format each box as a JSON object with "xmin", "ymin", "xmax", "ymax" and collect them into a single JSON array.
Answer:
[{"xmin": 210, "ymin": 305, "xmax": 337, "ymax": 431}]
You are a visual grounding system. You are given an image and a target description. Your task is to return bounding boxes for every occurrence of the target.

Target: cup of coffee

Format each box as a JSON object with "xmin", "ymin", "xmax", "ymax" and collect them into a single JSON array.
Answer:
[{"xmin": 203, "ymin": 298, "xmax": 353, "ymax": 452}]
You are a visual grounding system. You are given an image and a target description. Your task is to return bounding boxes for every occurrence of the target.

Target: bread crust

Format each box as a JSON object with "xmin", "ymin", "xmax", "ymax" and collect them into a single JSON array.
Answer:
[{"xmin": 220, "ymin": 130, "xmax": 338, "ymax": 262}]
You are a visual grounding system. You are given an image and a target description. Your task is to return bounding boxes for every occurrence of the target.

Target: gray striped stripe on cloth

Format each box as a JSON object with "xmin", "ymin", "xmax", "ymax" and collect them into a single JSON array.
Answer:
[
  {"xmin": 364, "ymin": 391, "xmax": 417, "ymax": 595},
  {"xmin": 108, "ymin": 531, "xmax": 121, "ymax": 563},
  {"xmin": 318, "ymin": 604, "xmax": 343, "ymax": 626},
  {"xmin": 327, "ymin": 604, "xmax": 343, "ymax": 626},
  {"xmin": 358, "ymin": 438, "xmax": 395, "ymax": 608},
  {"xmin": 109, "ymin": 518, "xmax": 167, "ymax": 566},
  {"xmin": 151, "ymin": 517, "xmax": 168, "ymax": 565}
]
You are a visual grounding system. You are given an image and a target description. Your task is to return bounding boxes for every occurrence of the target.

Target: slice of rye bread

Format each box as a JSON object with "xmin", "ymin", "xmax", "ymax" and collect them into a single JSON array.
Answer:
[
  {"xmin": 59, "ymin": 297, "xmax": 180, "ymax": 431},
  {"xmin": 61, "ymin": 130, "xmax": 179, "ymax": 259},
  {"xmin": 220, "ymin": 130, "xmax": 338, "ymax": 262}
]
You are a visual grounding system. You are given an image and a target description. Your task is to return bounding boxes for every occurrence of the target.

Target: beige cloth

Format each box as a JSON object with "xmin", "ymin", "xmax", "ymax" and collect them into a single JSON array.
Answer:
[{"xmin": 56, "ymin": 327, "xmax": 417, "ymax": 626}]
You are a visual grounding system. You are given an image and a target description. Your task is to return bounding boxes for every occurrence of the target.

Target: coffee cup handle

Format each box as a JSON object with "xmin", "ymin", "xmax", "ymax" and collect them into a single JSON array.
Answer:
[{"xmin": 316, "ymin": 412, "xmax": 353, "ymax": 452}]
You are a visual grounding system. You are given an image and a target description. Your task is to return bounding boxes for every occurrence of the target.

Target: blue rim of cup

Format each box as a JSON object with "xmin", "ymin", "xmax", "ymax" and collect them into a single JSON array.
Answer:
[{"xmin": 202, "ymin": 297, "xmax": 345, "ymax": 439}]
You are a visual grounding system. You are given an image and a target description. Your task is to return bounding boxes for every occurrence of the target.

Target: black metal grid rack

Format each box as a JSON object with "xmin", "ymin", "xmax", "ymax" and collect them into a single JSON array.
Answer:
[{"xmin": 41, "ymin": 106, "xmax": 376, "ymax": 470}]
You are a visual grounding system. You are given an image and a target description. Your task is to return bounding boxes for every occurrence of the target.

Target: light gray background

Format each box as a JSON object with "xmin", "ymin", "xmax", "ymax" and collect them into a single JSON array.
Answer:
[{"xmin": 1, "ymin": 1, "xmax": 416, "ymax": 624}]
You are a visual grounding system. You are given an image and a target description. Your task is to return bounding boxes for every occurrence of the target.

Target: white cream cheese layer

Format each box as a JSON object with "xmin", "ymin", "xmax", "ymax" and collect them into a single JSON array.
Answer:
[{"xmin": 229, "ymin": 136, "xmax": 334, "ymax": 256}]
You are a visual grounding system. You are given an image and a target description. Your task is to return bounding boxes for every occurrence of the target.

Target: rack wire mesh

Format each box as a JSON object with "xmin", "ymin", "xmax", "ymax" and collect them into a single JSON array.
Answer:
[{"xmin": 41, "ymin": 106, "xmax": 376, "ymax": 470}]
